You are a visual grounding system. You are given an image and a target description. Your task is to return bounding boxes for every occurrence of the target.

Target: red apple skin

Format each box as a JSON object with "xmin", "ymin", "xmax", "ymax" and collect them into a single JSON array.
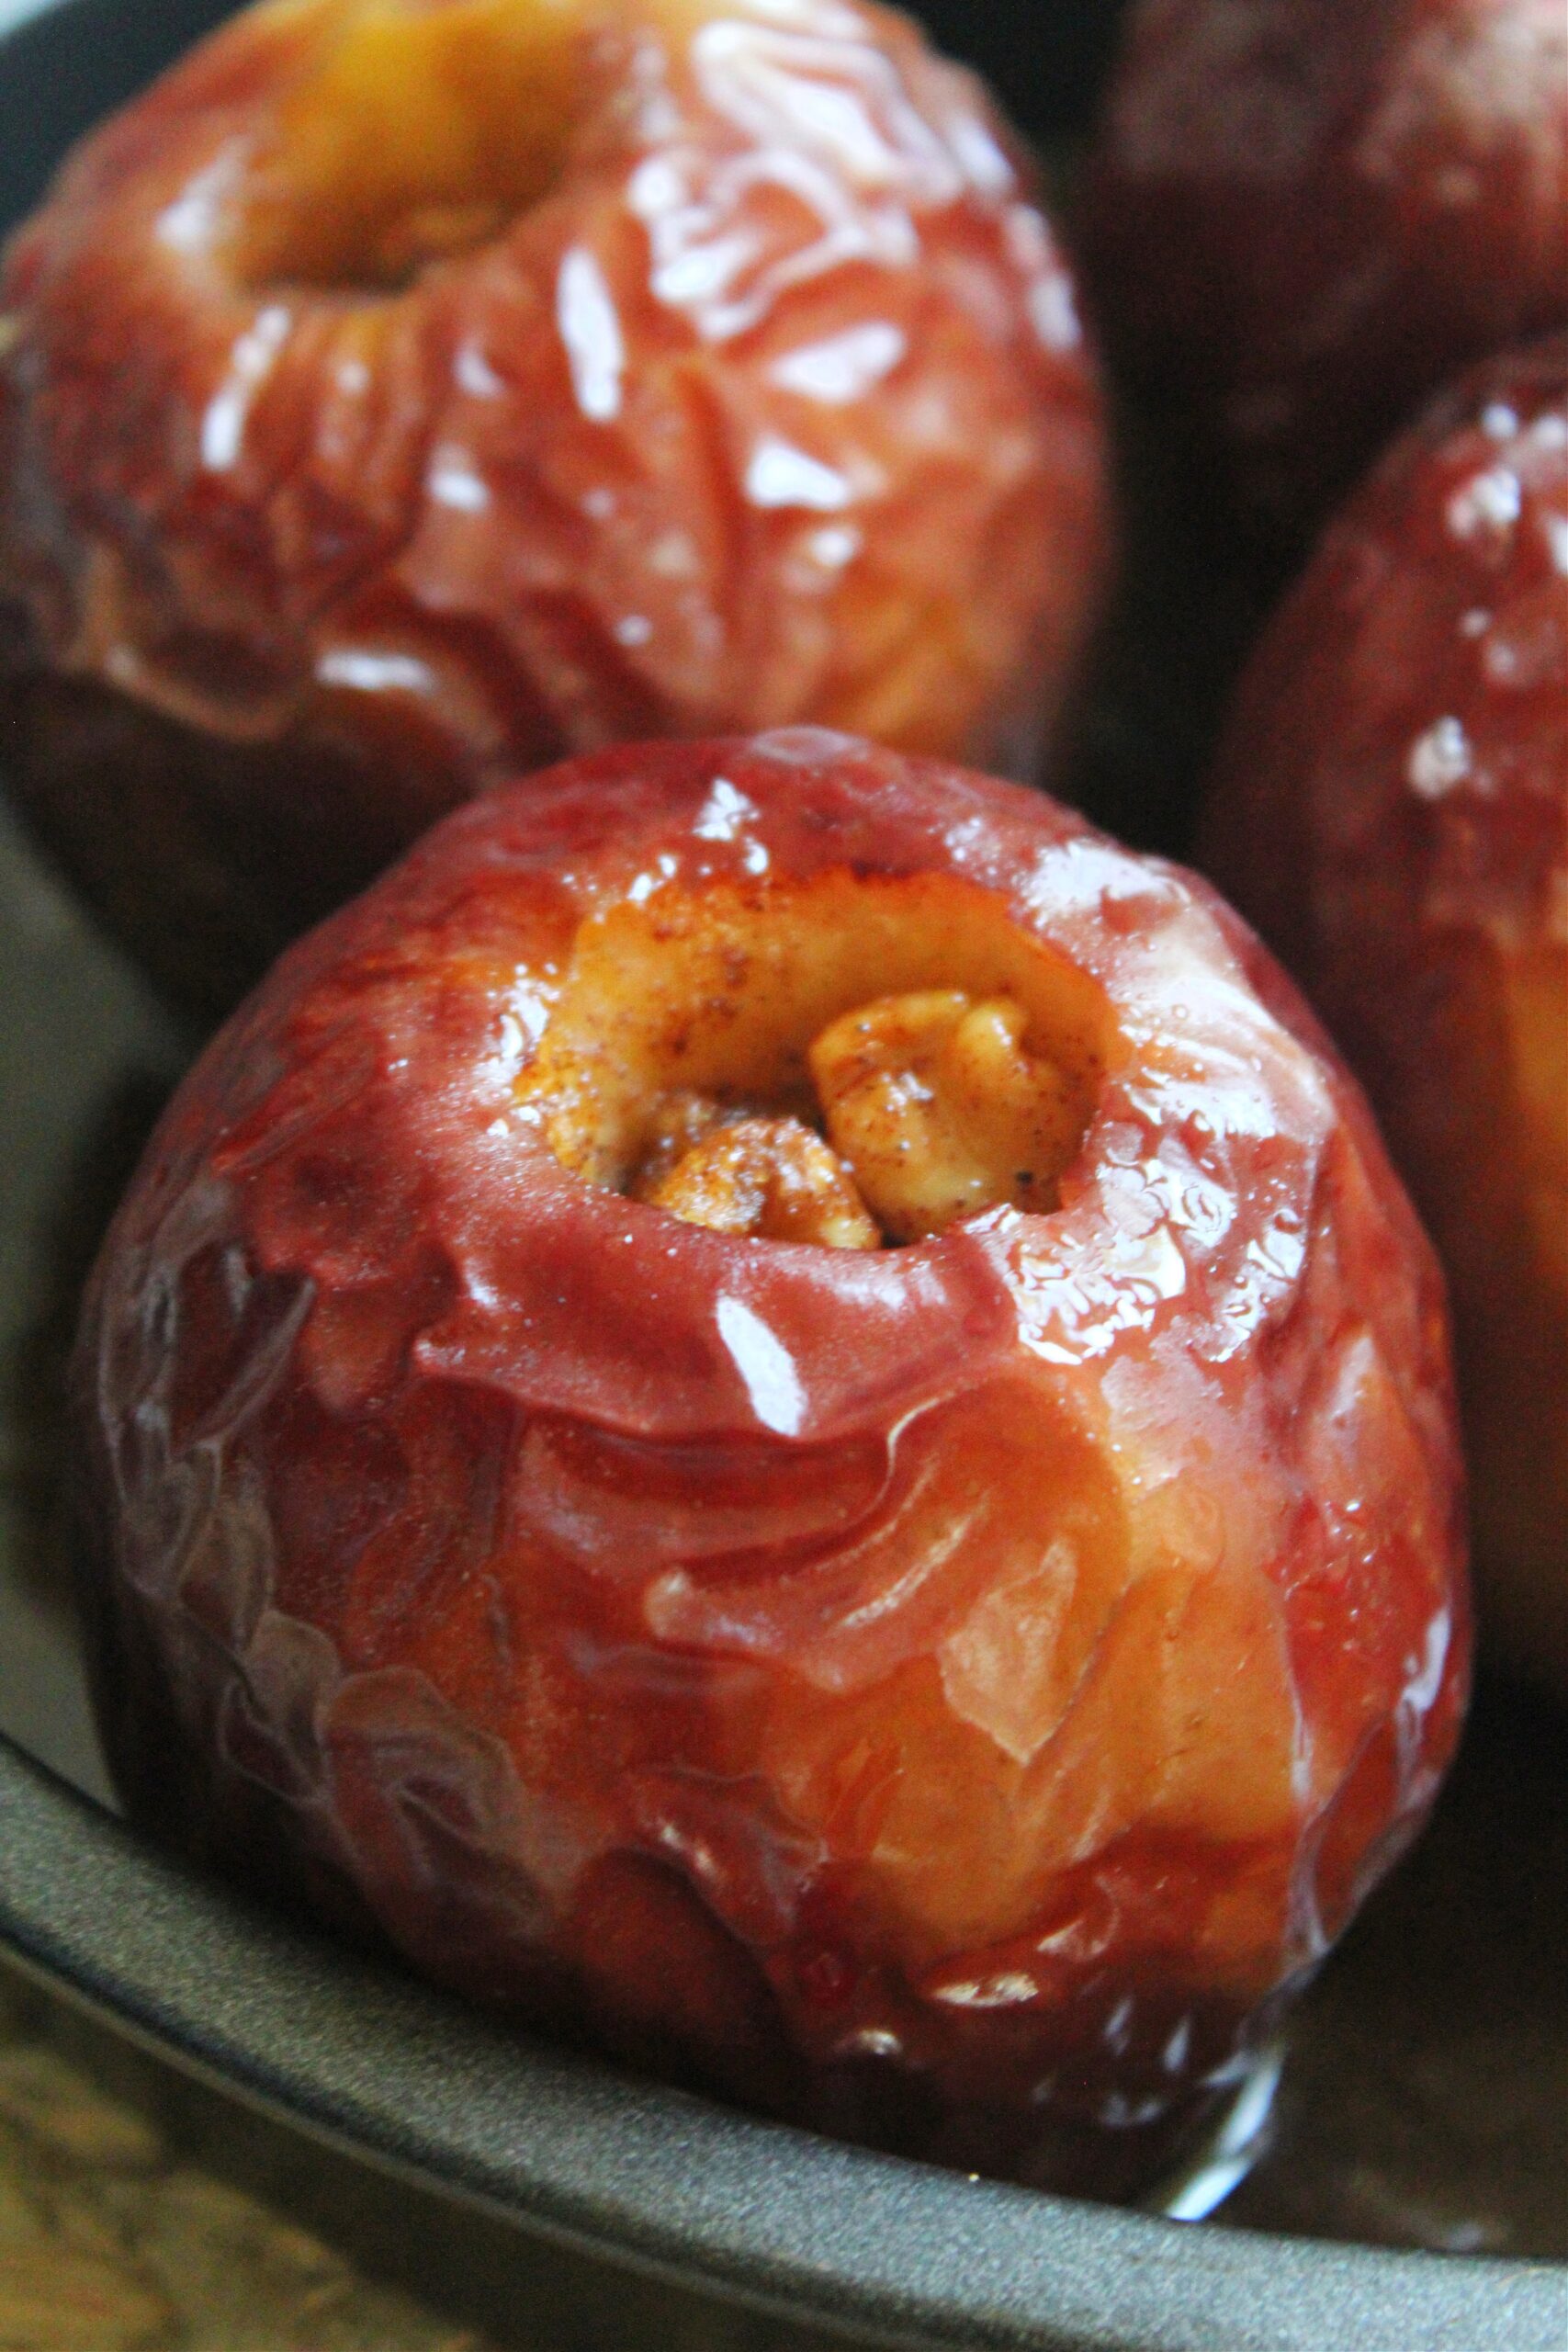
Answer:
[
  {"xmin": 0, "ymin": 0, "xmax": 1108, "ymax": 1015},
  {"xmin": 74, "ymin": 731, "xmax": 1467, "ymax": 2193},
  {"xmin": 1083, "ymin": 0, "xmax": 1568, "ymax": 540},
  {"xmin": 1203, "ymin": 338, "xmax": 1568, "ymax": 1696}
]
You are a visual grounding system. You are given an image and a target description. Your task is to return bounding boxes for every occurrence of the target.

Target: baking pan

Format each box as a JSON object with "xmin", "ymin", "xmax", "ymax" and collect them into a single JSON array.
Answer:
[{"xmin": 1, "ymin": 3, "xmax": 1565, "ymax": 2346}]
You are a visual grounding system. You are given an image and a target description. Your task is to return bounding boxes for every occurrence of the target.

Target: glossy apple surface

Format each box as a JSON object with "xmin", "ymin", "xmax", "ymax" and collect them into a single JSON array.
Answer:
[
  {"xmin": 0, "ymin": 0, "xmax": 1108, "ymax": 1013},
  {"xmin": 76, "ymin": 729, "xmax": 1467, "ymax": 2193},
  {"xmin": 1203, "ymin": 338, "xmax": 1567, "ymax": 1696},
  {"xmin": 1083, "ymin": 0, "xmax": 1568, "ymax": 538}
]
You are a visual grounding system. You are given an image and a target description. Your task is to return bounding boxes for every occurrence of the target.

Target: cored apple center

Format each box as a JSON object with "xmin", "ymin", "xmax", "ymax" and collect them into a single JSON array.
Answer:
[
  {"xmin": 226, "ymin": 0, "xmax": 637, "ymax": 290},
  {"xmin": 517, "ymin": 868, "xmax": 1116, "ymax": 1245}
]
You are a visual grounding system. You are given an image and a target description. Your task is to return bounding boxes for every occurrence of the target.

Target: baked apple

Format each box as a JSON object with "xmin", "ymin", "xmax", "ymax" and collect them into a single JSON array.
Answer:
[
  {"xmin": 0, "ymin": 0, "xmax": 1108, "ymax": 1015},
  {"xmin": 1203, "ymin": 337, "xmax": 1567, "ymax": 1696},
  {"xmin": 1083, "ymin": 0, "xmax": 1568, "ymax": 538},
  {"xmin": 75, "ymin": 729, "xmax": 1467, "ymax": 2195}
]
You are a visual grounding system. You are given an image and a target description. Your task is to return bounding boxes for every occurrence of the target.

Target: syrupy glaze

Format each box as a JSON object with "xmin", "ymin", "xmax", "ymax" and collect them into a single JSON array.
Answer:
[
  {"xmin": 75, "ymin": 732, "xmax": 1467, "ymax": 2193},
  {"xmin": 1203, "ymin": 338, "xmax": 1567, "ymax": 1695},
  {"xmin": 0, "ymin": 0, "xmax": 1108, "ymax": 1008},
  {"xmin": 1085, "ymin": 0, "xmax": 1568, "ymax": 536}
]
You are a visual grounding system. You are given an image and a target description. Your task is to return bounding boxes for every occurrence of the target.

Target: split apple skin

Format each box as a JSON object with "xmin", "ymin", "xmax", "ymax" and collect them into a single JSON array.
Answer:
[
  {"xmin": 0, "ymin": 0, "xmax": 1108, "ymax": 1014},
  {"xmin": 75, "ymin": 730, "xmax": 1467, "ymax": 2195},
  {"xmin": 1084, "ymin": 0, "xmax": 1568, "ymax": 540},
  {"xmin": 1203, "ymin": 339, "xmax": 1568, "ymax": 1697}
]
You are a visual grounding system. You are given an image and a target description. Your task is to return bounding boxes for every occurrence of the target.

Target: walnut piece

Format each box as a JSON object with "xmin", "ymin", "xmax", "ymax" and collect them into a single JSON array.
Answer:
[
  {"xmin": 808, "ymin": 990, "xmax": 1082, "ymax": 1241},
  {"xmin": 634, "ymin": 1114, "xmax": 879, "ymax": 1250},
  {"xmin": 627, "ymin": 989, "xmax": 1081, "ymax": 1249}
]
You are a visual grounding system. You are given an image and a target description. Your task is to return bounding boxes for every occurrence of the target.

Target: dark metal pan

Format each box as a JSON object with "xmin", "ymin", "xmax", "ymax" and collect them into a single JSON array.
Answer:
[{"xmin": 0, "ymin": 5, "xmax": 1563, "ymax": 2346}]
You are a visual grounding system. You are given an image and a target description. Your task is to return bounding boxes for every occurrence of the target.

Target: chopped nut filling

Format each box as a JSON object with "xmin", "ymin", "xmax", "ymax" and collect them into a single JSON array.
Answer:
[
  {"xmin": 520, "ymin": 873, "xmax": 1110, "ymax": 1250},
  {"xmin": 626, "ymin": 990, "xmax": 1083, "ymax": 1249},
  {"xmin": 626, "ymin": 1090, "xmax": 735, "ymax": 1198},
  {"xmin": 635, "ymin": 1114, "xmax": 880, "ymax": 1249}
]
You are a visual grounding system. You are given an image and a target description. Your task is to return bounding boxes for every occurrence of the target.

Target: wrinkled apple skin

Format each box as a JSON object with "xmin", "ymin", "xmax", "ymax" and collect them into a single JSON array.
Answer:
[
  {"xmin": 0, "ymin": 0, "xmax": 1107, "ymax": 1015},
  {"xmin": 1083, "ymin": 0, "xmax": 1568, "ymax": 539},
  {"xmin": 75, "ymin": 730, "xmax": 1467, "ymax": 2193},
  {"xmin": 1203, "ymin": 339, "xmax": 1568, "ymax": 1697}
]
